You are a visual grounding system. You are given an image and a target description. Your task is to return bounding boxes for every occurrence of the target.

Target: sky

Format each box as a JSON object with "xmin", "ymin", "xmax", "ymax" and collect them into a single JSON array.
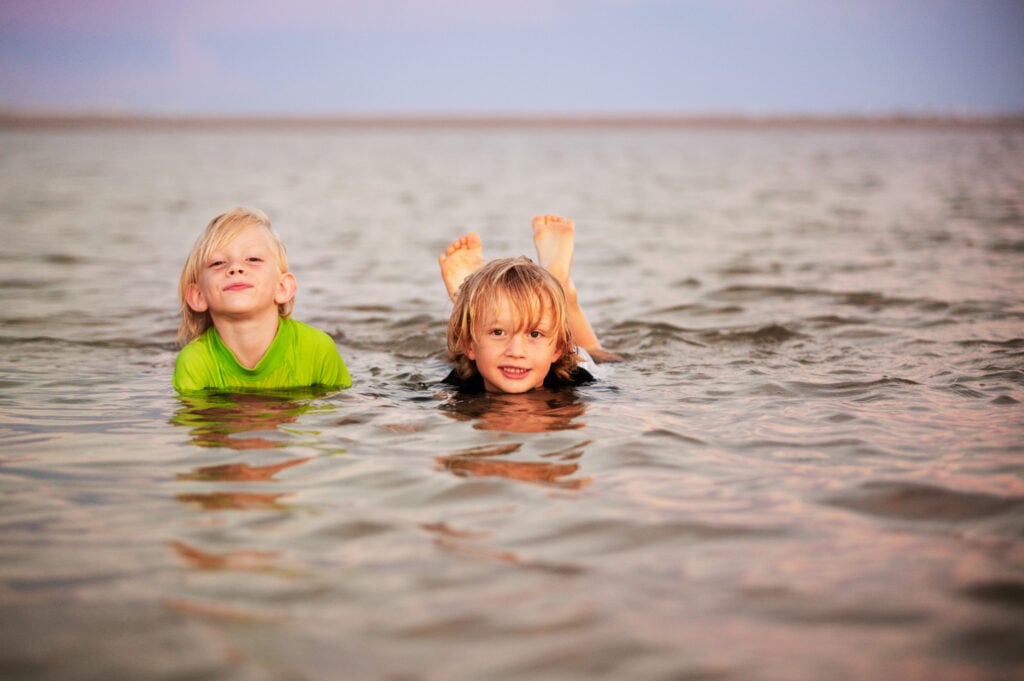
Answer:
[{"xmin": 1, "ymin": 0, "xmax": 1022, "ymax": 117}]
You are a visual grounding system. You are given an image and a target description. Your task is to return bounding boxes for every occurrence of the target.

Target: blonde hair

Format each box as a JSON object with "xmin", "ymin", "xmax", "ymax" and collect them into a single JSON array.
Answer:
[
  {"xmin": 447, "ymin": 256, "xmax": 577, "ymax": 383},
  {"xmin": 177, "ymin": 207, "xmax": 292, "ymax": 346}
]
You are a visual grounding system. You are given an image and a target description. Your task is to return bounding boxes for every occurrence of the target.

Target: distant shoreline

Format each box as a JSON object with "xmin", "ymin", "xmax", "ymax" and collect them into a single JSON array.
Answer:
[{"xmin": 2, "ymin": 111, "xmax": 1022, "ymax": 130}]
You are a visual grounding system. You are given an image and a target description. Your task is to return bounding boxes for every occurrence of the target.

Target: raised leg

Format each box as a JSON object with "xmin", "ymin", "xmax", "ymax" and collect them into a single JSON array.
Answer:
[
  {"xmin": 532, "ymin": 215, "xmax": 621, "ymax": 362},
  {"xmin": 438, "ymin": 232, "xmax": 484, "ymax": 302}
]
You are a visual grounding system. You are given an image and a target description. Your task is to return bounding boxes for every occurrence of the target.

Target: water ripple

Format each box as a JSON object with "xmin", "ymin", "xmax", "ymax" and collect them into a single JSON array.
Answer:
[{"xmin": 822, "ymin": 481, "xmax": 1022, "ymax": 522}]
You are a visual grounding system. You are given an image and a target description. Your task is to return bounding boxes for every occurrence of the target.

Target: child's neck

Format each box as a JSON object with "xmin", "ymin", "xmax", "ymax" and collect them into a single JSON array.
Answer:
[{"xmin": 212, "ymin": 311, "xmax": 281, "ymax": 369}]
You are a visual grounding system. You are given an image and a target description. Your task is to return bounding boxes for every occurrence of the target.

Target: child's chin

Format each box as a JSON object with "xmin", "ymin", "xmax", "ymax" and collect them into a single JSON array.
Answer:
[{"xmin": 487, "ymin": 381, "xmax": 539, "ymax": 394}]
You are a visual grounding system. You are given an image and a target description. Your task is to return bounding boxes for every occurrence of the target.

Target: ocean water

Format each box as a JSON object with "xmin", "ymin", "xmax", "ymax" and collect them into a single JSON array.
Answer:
[{"xmin": 1, "ymin": 122, "xmax": 1022, "ymax": 680}]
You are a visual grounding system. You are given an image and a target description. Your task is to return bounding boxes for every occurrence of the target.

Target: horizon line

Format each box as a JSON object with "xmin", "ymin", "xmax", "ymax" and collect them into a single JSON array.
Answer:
[{"xmin": 2, "ymin": 110, "xmax": 1023, "ymax": 130}]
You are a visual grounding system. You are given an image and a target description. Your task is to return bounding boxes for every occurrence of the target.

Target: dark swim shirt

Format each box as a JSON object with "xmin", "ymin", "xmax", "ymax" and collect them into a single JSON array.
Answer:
[{"xmin": 441, "ymin": 365, "xmax": 594, "ymax": 394}]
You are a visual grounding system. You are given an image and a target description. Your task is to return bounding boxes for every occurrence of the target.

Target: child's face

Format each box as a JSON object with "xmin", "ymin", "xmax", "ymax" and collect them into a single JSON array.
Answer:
[
  {"xmin": 186, "ymin": 223, "xmax": 295, "ymax": 323},
  {"xmin": 466, "ymin": 295, "xmax": 563, "ymax": 393}
]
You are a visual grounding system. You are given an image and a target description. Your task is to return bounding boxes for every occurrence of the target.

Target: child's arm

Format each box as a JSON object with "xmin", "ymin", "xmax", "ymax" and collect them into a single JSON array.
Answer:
[
  {"xmin": 314, "ymin": 337, "xmax": 352, "ymax": 389},
  {"xmin": 173, "ymin": 336, "xmax": 218, "ymax": 394}
]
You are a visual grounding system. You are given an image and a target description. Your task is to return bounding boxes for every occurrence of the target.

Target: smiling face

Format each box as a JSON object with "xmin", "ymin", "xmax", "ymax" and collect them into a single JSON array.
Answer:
[
  {"xmin": 466, "ymin": 294, "xmax": 563, "ymax": 393},
  {"xmin": 446, "ymin": 257, "xmax": 578, "ymax": 392},
  {"xmin": 185, "ymin": 222, "xmax": 296, "ymax": 325}
]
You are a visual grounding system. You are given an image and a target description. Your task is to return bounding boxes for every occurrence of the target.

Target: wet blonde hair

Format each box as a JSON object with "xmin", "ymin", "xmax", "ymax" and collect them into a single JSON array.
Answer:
[
  {"xmin": 447, "ymin": 256, "xmax": 577, "ymax": 383},
  {"xmin": 177, "ymin": 207, "xmax": 292, "ymax": 346}
]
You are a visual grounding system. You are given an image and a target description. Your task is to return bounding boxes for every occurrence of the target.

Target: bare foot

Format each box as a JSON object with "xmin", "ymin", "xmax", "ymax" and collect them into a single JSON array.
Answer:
[
  {"xmin": 532, "ymin": 214, "xmax": 575, "ymax": 286},
  {"xmin": 438, "ymin": 232, "xmax": 484, "ymax": 301}
]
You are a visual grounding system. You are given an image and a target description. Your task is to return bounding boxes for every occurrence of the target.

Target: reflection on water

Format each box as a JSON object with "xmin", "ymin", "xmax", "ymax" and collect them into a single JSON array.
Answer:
[
  {"xmin": 439, "ymin": 388, "xmax": 588, "ymax": 432},
  {"xmin": 160, "ymin": 596, "xmax": 276, "ymax": 624},
  {"xmin": 170, "ymin": 393, "xmax": 326, "ymax": 510},
  {"xmin": 169, "ymin": 540, "xmax": 286, "ymax": 575},
  {"xmin": 177, "ymin": 457, "xmax": 309, "ymax": 482},
  {"xmin": 436, "ymin": 389, "xmax": 593, "ymax": 487},
  {"xmin": 175, "ymin": 490, "xmax": 293, "ymax": 511},
  {"xmin": 171, "ymin": 391, "xmax": 327, "ymax": 449},
  {"xmin": 167, "ymin": 392, "xmax": 321, "ymax": 626},
  {"xmin": 437, "ymin": 440, "xmax": 592, "ymax": 489},
  {"xmin": 419, "ymin": 521, "xmax": 584, "ymax": 574}
]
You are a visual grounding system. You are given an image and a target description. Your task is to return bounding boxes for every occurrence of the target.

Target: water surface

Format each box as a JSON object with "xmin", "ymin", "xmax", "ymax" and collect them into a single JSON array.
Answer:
[{"xmin": 1, "ymin": 123, "xmax": 1023, "ymax": 680}]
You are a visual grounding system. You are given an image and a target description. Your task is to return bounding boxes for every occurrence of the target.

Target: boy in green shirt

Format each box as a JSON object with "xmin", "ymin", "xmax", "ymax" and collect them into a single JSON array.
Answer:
[{"xmin": 173, "ymin": 207, "xmax": 351, "ymax": 394}]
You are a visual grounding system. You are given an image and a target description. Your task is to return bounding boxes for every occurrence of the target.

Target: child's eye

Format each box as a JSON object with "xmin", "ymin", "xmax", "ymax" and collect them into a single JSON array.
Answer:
[
  {"xmin": 529, "ymin": 330, "xmax": 546, "ymax": 339},
  {"xmin": 208, "ymin": 259, "xmax": 225, "ymax": 268},
  {"xmin": 488, "ymin": 328, "xmax": 506, "ymax": 337},
  {"xmin": 246, "ymin": 256, "xmax": 263, "ymax": 263}
]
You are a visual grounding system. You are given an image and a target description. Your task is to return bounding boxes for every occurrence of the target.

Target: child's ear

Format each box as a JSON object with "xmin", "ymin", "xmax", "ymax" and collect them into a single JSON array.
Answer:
[
  {"xmin": 275, "ymin": 272, "xmax": 297, "ymax": 305},
  {"xmin": 184, "ymin": 283, "xmax": 208, "ymax": 312},
  {"xmin": 465, "ymin": 340, "xmax": 477, "ymax": 361}
]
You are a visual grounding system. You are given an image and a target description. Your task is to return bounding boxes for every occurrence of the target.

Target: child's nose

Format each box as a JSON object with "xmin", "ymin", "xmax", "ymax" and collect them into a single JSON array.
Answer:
[{"xmin": 505, "ymin": 334, "xmax": 526, "ymax": 356}]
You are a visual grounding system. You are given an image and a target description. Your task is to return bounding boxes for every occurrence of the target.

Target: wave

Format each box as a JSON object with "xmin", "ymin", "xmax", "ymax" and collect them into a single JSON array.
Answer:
[
  {"xmin": 781, "ymin": 376, "xmax": 919, "ymax": 399},
  {"xmin": 606, "ymin": 319, "xmax": 805, "ymax": 351},
  {"xmin": 706, "ymin": 284, "xmax": 959, "ymax": 313},
  {"xmin": 696, "ymin": 323, "xmax": 803, "ymax": 344},
  {"xmin": 821, "ymin": 480, "xmax": 1022, "ymax": 522},
  {"xmin": 0, "ymin": 334, "xmax": 178, "ymax": 352}
]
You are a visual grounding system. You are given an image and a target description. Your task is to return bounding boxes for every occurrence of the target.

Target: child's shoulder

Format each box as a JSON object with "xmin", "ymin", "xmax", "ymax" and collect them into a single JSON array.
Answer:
[
  {"xmin": 279, "ymin": 318, "xmax": 350, "ymax": 388},
  {"xmin": 441, "ymin": 367, "xmax": 485, "ymax": 393},
  {"xmin": 279, "ymin": 318, "xmax": 345, "ymax": 368},
  {"xmin": 176, "ymin": 327, "xmax": 219, "ymax": 356},
  {"xmin": 544, "ymin": 365, "xmax": 596, "ymax": 390},
  {"xmin": 281, "ymin": 317, "xmax": 335, "ymax": 344}
]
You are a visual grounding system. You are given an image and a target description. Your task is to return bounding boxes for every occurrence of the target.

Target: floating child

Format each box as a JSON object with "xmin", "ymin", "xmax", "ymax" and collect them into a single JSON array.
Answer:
[
  {"xmin": 438, "ymin": 214, "xmax": 620, "ymax": 393},
  {"xmin": 173, "ymin": 207, "xmax": 351, "ymax": 394}
]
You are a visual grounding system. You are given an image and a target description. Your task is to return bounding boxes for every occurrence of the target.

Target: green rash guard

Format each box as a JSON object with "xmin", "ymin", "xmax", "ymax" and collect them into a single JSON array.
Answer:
[{"xmin": 173, "ymin": 317, "xmax": 351, "ymax": 394}]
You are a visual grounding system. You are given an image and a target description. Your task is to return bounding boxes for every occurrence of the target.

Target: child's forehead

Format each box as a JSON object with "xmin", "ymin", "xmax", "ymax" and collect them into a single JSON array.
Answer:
[
  {"xmin": 209, "ymin": 223, "xmax": 275, "ymax": 251},
  {"xmin": 476, "ymin": 291, "xmax": 555, "ymax": 326}
]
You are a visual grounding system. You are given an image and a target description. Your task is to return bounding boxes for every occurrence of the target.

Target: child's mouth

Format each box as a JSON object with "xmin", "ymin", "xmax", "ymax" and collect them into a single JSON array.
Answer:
[
  {"xmin": 224, "ymin": 283, "xmax": 252, "ymax": 291},
  {"xmin": 499, "ymin": 366, "xmax": 530, "ymax": 379}
]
